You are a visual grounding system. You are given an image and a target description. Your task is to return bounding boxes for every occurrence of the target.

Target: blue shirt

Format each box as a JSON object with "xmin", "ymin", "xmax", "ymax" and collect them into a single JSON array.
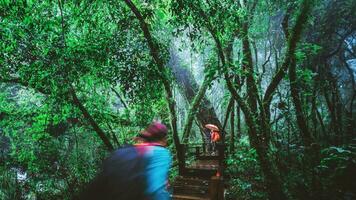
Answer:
[{"xmin": 139, "ymin": 145, "xmax": 172, "ymax": 200}]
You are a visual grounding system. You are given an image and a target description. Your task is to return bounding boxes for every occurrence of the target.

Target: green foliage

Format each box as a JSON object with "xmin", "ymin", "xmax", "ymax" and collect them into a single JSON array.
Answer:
[
  {"xmin": 0, "ymin": 1, "xmax": 172, "ymax": 198},
  {"xmin": 315, "ymin": 145, "xmax": 356, "ymax": 199},
  {"xmin": 226, "ymin": 137, "xmax": 267, "ymax": 200},
  {"xmin": 0, "ymin": 167, "xmax": 19, "ymax": 200},
  {"xmin": 295, "ymin": 43, "xmax": 322, "ymax": 62}
]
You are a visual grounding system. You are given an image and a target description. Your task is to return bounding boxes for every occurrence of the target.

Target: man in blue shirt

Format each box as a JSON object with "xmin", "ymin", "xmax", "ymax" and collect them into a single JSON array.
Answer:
[
  {"xmin": 76, "ymin": 122, "xmax": 172, "ymax": 200},
  {"xmin": 134, "ymin": 121, "xmax": 172, "ymax": 200}
]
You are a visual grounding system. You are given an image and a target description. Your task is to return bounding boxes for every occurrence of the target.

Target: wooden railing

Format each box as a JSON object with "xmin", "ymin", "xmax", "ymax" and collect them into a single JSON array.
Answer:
[
  {"xmin": 178, "ymin": 143, "xmax": 226, "ymax": 178},
  {"xmin": 173, "ymin": 143, "xmax": 226, "ymax": 199}
]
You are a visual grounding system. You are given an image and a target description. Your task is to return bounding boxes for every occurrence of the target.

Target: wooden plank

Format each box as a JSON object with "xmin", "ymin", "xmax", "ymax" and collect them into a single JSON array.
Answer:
[
  {"xmin": 172, "ymin": 194, "xmax": 210, "ymax": 200},
  {"xmin": 196, "ymin": 155, "xmax": 220, "ymax": 160},
  {"xmin": 181, "ymin": 168, "xmax": 216, "ymax": 178},
  {"xmin": 173, "ymin": 185, "xmax": 209, "ymax": 196},
  {"xmin": 174, "ymin": 177, "xmax": 210, "ymax": 186}
]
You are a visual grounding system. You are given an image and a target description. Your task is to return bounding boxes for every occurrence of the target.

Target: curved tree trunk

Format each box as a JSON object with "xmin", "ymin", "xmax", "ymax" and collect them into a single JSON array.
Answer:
[
  {"xmin": 122, "ymin": 0, "xmax": 182, "ymax": 165},
  {"xmin": 289, "ymin": 57, "xmax": 313, "ymax": 146},
  {"xmin": 169, "ymin": 49, "xmax": 223, "ymax": 134},
  {"xmin": 181, "ymin": 74, "xmax": 214, "ymax": 142}
]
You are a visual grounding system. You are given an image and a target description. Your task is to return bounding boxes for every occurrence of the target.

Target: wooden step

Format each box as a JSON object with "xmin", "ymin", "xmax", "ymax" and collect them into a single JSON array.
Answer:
[
  {"xmin": 172, "ymin": 194, "xmax": 210, "ymax": 200},
  {"xmin": 172, "ymin": 176, "xmax": 210, "ymax": 198},
  {"xmin": 173, "ymin": 185, "xmax": 209, "ymax": 196},
  {"xmin": 181, "ymin": 170, "xmax": 215, "ymax": 179},
  {"xmin": 174, "ymin": 176, "xmax": 210, "ymax": 186},
  {"xmin": 187, "ymin": 160, "xmax": 219, "ymax": 170}
]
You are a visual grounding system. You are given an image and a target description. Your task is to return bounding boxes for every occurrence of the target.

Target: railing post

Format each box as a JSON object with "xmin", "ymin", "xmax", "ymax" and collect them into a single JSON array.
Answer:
[
  {"xmin": 203, "ymin": 141, "xmax": 206, "ymax": 153},
  {"xmin": 195, "ymin": 146, "xmax": 200, "ymax": 158},
  {"xmin": 209, "ymin": 175, "xmax": 224, "ymax": 200},
  {"xmin": 178, "ymin": 144, "xmax": 186, "ymax": 176},
  {"xmin": 217, "ymin": 144, "xmax": 225, "ymax": 176}
]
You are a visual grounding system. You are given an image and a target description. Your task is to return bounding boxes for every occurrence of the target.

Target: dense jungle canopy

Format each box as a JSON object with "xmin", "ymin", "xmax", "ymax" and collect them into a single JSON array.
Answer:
[{"xmin": 1, "ymin": 0, "xmax": 356, "ymax": 199}]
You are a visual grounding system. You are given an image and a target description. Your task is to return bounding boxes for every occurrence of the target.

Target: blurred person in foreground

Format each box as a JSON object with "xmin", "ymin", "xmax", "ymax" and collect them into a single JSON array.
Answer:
[{"xmin": 76, "ymin": 121, "xmax": 172, "ymax": 200}]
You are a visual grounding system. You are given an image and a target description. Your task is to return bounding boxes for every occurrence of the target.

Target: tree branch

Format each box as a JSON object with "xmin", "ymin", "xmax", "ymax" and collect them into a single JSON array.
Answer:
[
  {"xmin": 222, "ymin": 97, "xmax": 234, "ymax": 131},
  {"xmin": 111, "ymin": 87, "xmax": 129, "ymax": 110},
  {"xmin": 71, "ymin": 90, "xmax": 114, "ymax": 151},
  {"xmin": 0, "ymin": 76, "xmax": 115, "ymax": 150},
  {"xmin": 263, "ymin": 0, "xmax": 313, "ymax": 120}
]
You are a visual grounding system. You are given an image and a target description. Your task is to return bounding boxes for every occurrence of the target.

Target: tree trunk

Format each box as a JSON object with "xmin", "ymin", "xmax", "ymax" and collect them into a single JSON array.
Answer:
[
  {"xmin": 71, "ymin": 90, "xmax": 114, "ymax": 151},
  {"xmin": 324, "ymin": 83, "xmax": 338, "ymax": 144},
  {"xmin": 169, "ymin": 49, "xmax": 223, "ymax": 131},
  {"xmin": 315, "ymin": 105, "xmax": 327, "ymax": 141},
  {"xmin": 122, "ymin": 0, "xmax": 182, "ymax": 165},
  {"xmin": 289, "ymin": 57, "xmax": 313, "ymax": 146},
  {"xmin": 182, "ymin": 75, "xmax": 214, "ymax": 142},
  {"xmin": 237, "ymin": 105, "xmax": 241, "ymax": 139},
  {"xmin": 333, "ymin": 80, "xmax": 343, "ymax": 143},
  {"xmin": 344, "ymin": 58, "xmax": 356, "ymax": 140},
  {"xmin": 242, "ymin": 22, "xmax": 287, "ymax": 200},
  {"xmin": 230, "ymin": 100, "xmax": 235, "ymax": 152},
  {"xmin": 222, "ymin": 97, "xmax": 235, "ymax": 131},
  {"xmin": 263, "ymin": 0, "xmax": 314, "ymax": 123}
]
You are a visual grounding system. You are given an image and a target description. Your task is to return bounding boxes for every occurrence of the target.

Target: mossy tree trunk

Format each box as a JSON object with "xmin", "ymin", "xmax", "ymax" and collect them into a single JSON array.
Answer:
[
  {"xmin": 122, "ymin": 0, "xmax": 183, "ymax": 164},
  {"xmin": 169, "ymin": 49, "xmax": 223, "ymax": 138}
]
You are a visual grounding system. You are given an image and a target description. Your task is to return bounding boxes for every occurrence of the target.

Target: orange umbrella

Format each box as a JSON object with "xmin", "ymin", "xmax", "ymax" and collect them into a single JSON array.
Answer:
[{"xmin": 204, "ymin": 124, "xmax": 219, "ymax": 131}]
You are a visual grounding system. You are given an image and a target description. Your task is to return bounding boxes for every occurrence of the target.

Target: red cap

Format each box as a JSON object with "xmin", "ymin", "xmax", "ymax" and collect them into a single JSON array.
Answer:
[{"xmin": 138, "ymin": 122, "xmax": 168, "ymax": 141}]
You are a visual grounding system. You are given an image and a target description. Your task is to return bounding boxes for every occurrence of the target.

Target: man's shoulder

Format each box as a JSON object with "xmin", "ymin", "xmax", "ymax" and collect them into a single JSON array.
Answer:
[
  {"xmin": 113, "ymin": 144, "xmax": 136, "ymax": 154},
  {"xmin": 151, "ymin": 145, "xmax": 171, "ymax": 154},
  {"xmin": 142, "ymin": 145, "xmax": 171, "ymax": 160}
]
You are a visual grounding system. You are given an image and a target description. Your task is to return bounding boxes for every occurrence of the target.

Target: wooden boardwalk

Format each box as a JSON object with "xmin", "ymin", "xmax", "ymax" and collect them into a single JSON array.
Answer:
[
  {"xmin": 188, "ymin": 160, "xmax": 219, "ymax": 170},
  {"xmin": 171, "ymin": 144, "xmax": 226, "ymax": 200}
]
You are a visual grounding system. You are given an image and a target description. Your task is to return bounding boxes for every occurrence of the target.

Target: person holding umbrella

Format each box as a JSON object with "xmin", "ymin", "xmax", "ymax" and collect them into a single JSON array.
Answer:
[{"xmin": 204, "ymin": 124, "xmax": 221, "ymax": 155}]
